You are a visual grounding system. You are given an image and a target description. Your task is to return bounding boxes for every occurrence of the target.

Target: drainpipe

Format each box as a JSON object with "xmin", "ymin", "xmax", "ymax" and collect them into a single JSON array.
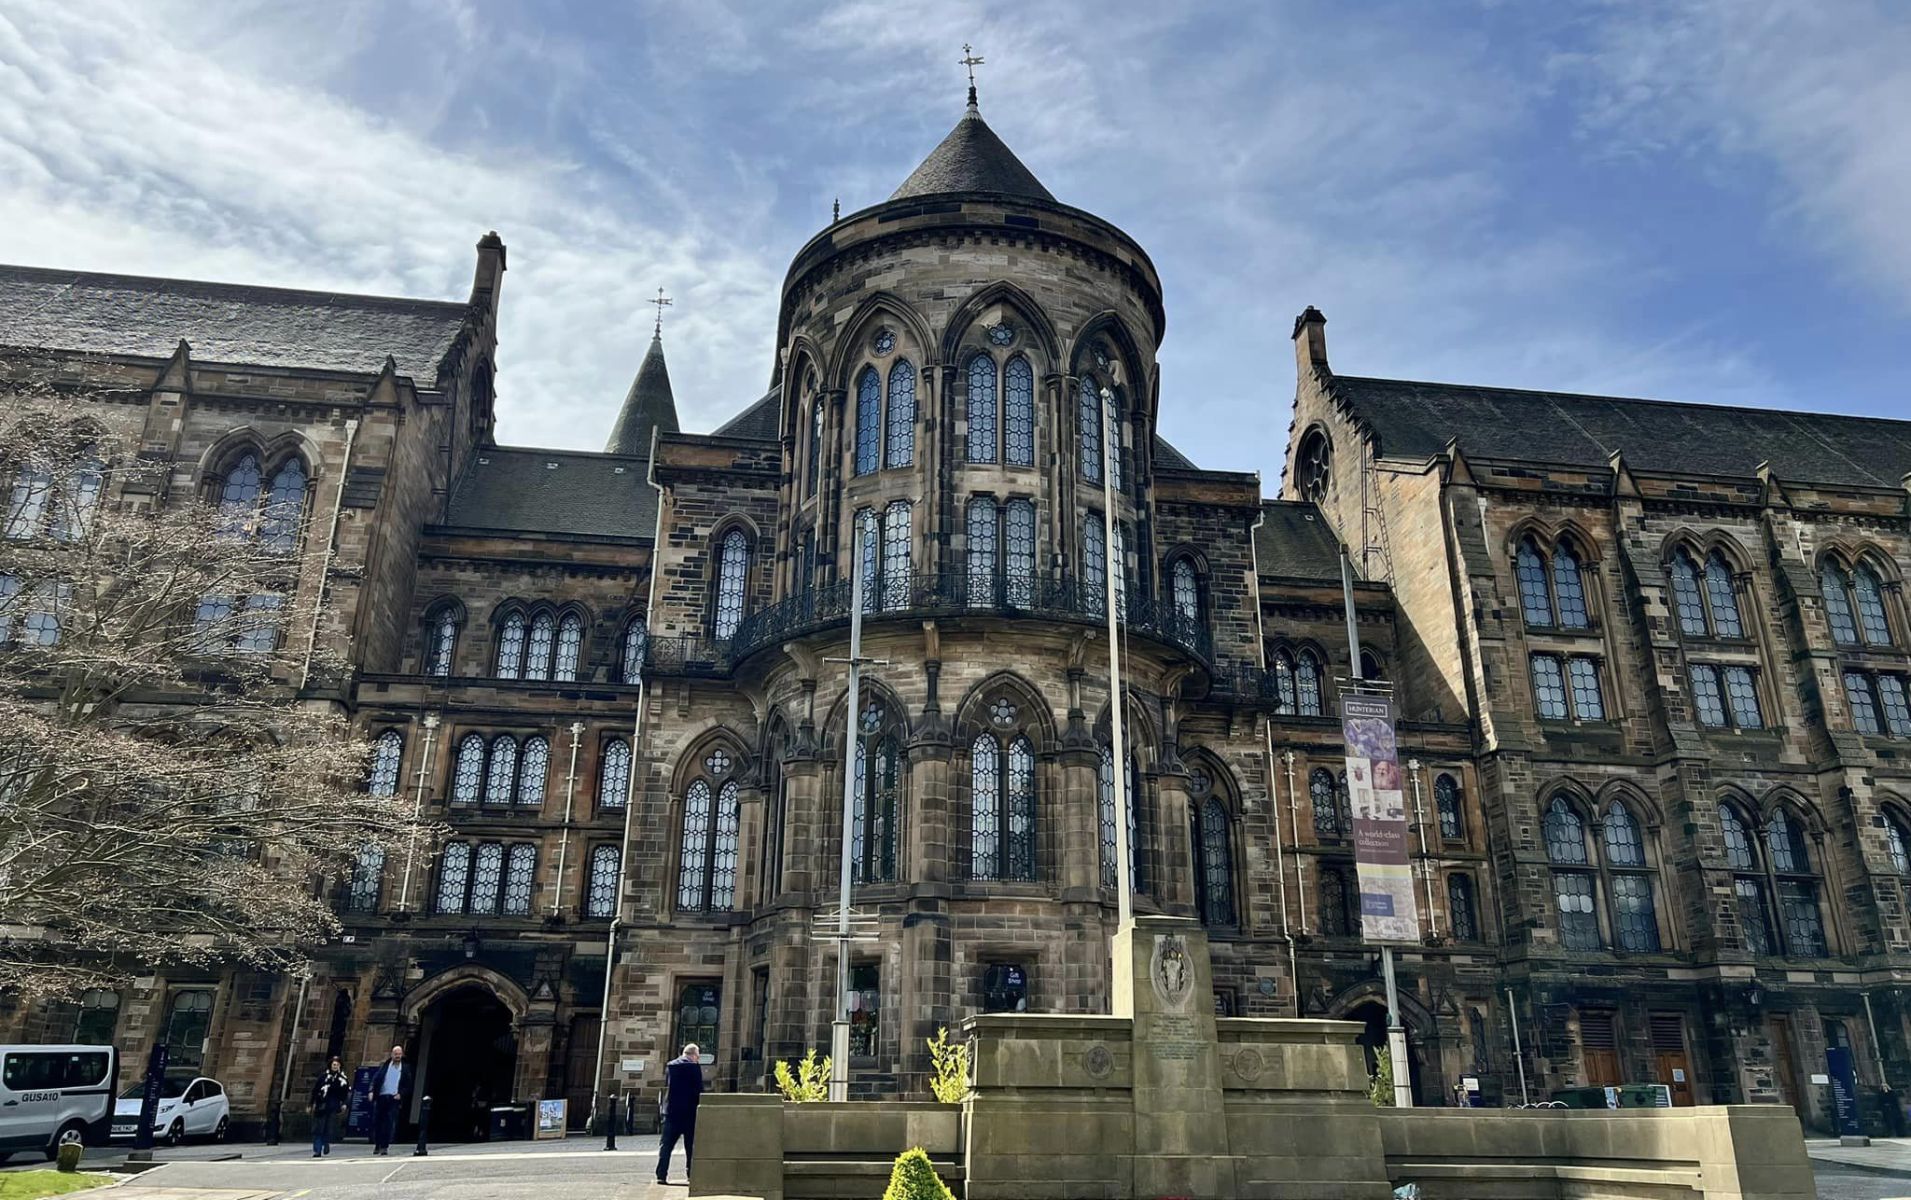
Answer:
[
  {"xmin": 1506, "ymin": 986, "xmax": 1531, "ymax": 1106},
  {"xmin": 1284, "ymin": 750, "xmax": 1308, "ymax": 935},
  {"xmin": 1408, "ymin": 759, "xmax": 1438, "ymax": 938},
  {"xmin": 552, "ymin": 722, "xmax": 585, "ymax": 916},
  {"xmin": 590, "ymin": 681, "xmax": 644, "ymax": 1129},
  {"xmin": 397, "ymin": 714, "xmax": 441, "ymax": 912},
  {"xmin": 300, "ymin": 417, "xmax": 359, "ymax": 690},
  {"xmin": 1863, "ymin": 992, "xmax": 1890, "ymax": 1087},
  {"xmin": 1264, "ymin": 722, "xmax": 1298, "ymax": 1015},
  {"xmin": 271, "ymin": 970, "xmax": 312, "ymax": 1141}
]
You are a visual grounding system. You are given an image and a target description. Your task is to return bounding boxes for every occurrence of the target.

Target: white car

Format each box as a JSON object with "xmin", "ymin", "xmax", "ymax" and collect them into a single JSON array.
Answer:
[{"xmin": 111, "ymin": 1075, "xmax": 230, "ymax": 1145}]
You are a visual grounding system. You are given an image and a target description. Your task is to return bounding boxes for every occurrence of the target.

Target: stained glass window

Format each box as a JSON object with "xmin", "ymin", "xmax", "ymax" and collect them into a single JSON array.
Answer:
[
  {"xmin": 1273, "ymin": 651, "xmax": 1297, "ymax": 714},
  {"xmin": 1082, "ymin": 515, "xmax": 1106, "ymax": 615},
  {"xmin": 967, "ymin": 354, "xmax": 997, "ymax": 463},
  {"xmin": 881, "ymin": 500, "xmax": 911, "ymax": 611},
  {"xmin": 1722, "ymin": 666, "xmax": 1762, "ymax": 729},
  {"xmin": 967, "ymin": 498, "xmax": 998, "ymax": 607},
  {"xmin": 1692, "ymin": 665, "xmax": 1728, "ymax": 727},
  {"xmin": 586, "ymin": 845, "xmax": 620, "ymax": 917},
  {"xmin": 873, "ymin": 328, "xmax": 895, "ymax": 355},
  {"xmin": 1447, "ymin": 873, "xmax": 1478, "ymax": 941},
  {"xmin": 436, "ymin": 841, "xmax": 471, "ymax": 914},
  {"xmin": 971, "ymin": 732, "xmax": 1002, "ymax": 879},
  {"xmin": 1736, "ymin": 878, "xmax": 1773, "ymax": 955},
  {"xmin": 1879, "ymin": 675, "xmax": 1911, "ymax": 736},
  {"xmin": 1005, "ymin": 500, "xmax": 1035, "ymax": 606},
  {"xmin": 1553, "ymin": 871, "xmax": 1601, "ymax": 949},
  {"xmin": 854, "ymin": 735, "xmax": 899, "ymax": 884},
  {"xmin": 622, "ymin": 619, "xmax": 647, "ymax": 683},
  {"xmin": 554, "ymin": 614, "xmax": 583, "ymax": 680},
  {"xmin": 1078, "ymin": 376, "xmax": 1102, "ymax": 482},
  {"xmin": 884, "ymin": 360, "xmax": 916, "ymax": 468},
  {"xmin": 988, "ymin": 322, "xmax": 1015, "ymax": 346},
  {"xmin": 497, "ymin": 612, "xmax": 527, "ymax": 678},
  {"xmin": 1006, "ymin": 736, "xmax": 1035, "ymax": 882},
  {"xmin": 1766, "ymin": 809, "xmax": 1809, "ymax": 875},
  {"xmin": 808, "ymin": 397, "xmax": 825, "ymax": 495},
  {"xmin": 1855, "ymin": 565, "xmax": 1893, "ymax": 646},
  {"xmin": 599, "ymin": 738, "xmax": 631, "ymax": 809},
  {"xmin": 1516, "ymin": 539, "xmax": 1552, "ymax": 627},
  {"xmin": 1296, "ymin": 650, "xmax": 1324, "ymax": 716},
  {"xmin": 517, "ymin": 736, "xmax": 549, "ymax": 808},
  {"xmin": 854, "ymin": 367, "xmax": 881, "ymax": 476},
  {"xmin": 1721, "ymin": 804, "xmax": 1757, "ymax": 870},
  {"xmin": 1172, "ymin": 559, "xmax": 1198, "ymax": 622},
  {"xmin": 367, "ymin": 730, "xmax": 404, "ymax": 798},
  {"xmin": 715, "ymin": 529, "xmax": 748, "ymax": 638},
  {"xmin": 485, "ymin": 736, "xmax": 518, "ymax": 805},
  {"xmin": 1567, "ymin": 657, "xmax": 1605, "ymax": 720},
  {"xmin": 1318, "ymin": 867, "xmax": 1351, "ymax": 936},
  {"xmin": 218, "ymin": 454, "xmax": 263, "ymax": 536},
  {"xmin": 260, "ymin": 459, "xmax": 307, "ymax": 553},
  {"xmin": 430, "ymin": 612, "xmax": 458, "ymax": 676},
  {"xmin": 346, "ymin": 844, "xmax": 384, "ymax": 913},
  {"xmin": 678, "ymin": 779, "xmax": 712, "ymax": 910},
  {"xmin": 1544, "ymin": 797, "xmax": 1588, "ymax": 864},
  {"xmin": 1611, "ymin": 874, "xmax": 1659, "ymax": 952},
  {"xmin": 1887, "ymin": 815, "xmax": 1911, "ymax": 875},
  {"xmin": 1552, "ymin": 543, "xmax": 1589, "ymax": 629},
  {"xmin": 1005, "ymin": 357, "xmax": 1035, "ymax": 466},
  {"xmin": 711, "ymin": 780, "xmax": 741, "ymax": 909},
  {"xmin": 1822, "ymin": 563, "xmax": 1859, "ymax": 645},
  {"xmin": 1704, "ymin": 553, "xmax": 1743, "ymax": 638},
  {"xmin": 1669, "ymin": 549, "xmax": 1707, "ymax": 636},
  {"xmin": 1602, "ymin": 803, "xmax": 1645, "ymax": 867},
  {"xmin": 1310, "ymin": 768, "xmax": 1340, "ymax": 838},
  {"xmin": 1530, "ymin": 654, "xmax": 1568, "ymax": 719},
  {"xmin": 1197, "ymin": 797, "xmax": 1233, "ymax": 926},
  {"xmin": 452, "ymin": 734, "xmax": 485, "ymax": 805},
  {"xmin": 1435, "ymin": 773, "xmax": 1463, "ymax": 840},
  {"xmin": 503, "ymin": 844, "xmax": 535, "ymax": 916},
  {"xmin": 1848, "ymin": 671, "xmax": 1885, "ymax": 734},
  {"xmin": 524, "ymin": 613, "xmax": 556, "ymax": 680},
  {"xmin": 469, "ymin": 842, "xmax": 504, "ymax": 914}
]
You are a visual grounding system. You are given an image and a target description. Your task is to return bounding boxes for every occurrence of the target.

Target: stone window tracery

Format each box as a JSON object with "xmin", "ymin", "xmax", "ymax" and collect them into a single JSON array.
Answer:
[
  {"xmin": 714, "ymin": 528, "xmax": 749, "ymax": 639},
  {"xmin": 598, "ymin": 737, "xmax": 632, "ymax": 809},
  {"xmin": 884, "ymin": 360, "xmax": 916, "ymax": 469},
  {"xmin": 966, "ymin": 354, "xmax": 997, "ymax": 464},
  {"xmin": 1097, "ymin": 739, "xmax": 1142, "ymax": 893},
  {"xmin": 678, "ymin": 753, "xmax": 742, "ymax": 913}
]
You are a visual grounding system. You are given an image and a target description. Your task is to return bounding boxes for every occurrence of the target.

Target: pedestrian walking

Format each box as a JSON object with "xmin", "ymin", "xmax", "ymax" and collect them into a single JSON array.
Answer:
[
  {"xmin": 655, "ymin": 1043, "xmax": 703, "ymax": 1185},
  {"xmin": 371, "ymin": 1045, "xmax": 411, "ymax": 1156},
  {"xmin": 310, "ymin": 1055, "xmax": 349, "ymax": 1157}
]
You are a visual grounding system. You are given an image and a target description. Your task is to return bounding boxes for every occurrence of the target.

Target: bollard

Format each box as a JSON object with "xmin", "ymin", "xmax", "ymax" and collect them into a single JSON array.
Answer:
[
  {"xmin": 413, "ymin": 1096, "xmax": 431, "ymax": 1157},
  {"xmin": 604, "ymin": 1093, "xmax": 618, "ymax": 1151}
]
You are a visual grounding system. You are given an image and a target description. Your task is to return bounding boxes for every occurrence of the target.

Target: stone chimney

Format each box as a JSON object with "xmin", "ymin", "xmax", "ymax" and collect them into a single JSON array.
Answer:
[
  {"xmin": 470, "ymin": 230, "xmax": 507, "ymax": 311},
  {"xmin": 1292, "ymin": 306, "xmax": 1328, "ymax": 377}
]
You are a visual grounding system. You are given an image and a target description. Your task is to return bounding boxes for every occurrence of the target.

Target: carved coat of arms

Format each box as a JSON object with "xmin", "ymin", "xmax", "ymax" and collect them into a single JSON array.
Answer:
[{"xmin": 1149, "ymin": 933, "xmax": 1194, "ymax": 1012}]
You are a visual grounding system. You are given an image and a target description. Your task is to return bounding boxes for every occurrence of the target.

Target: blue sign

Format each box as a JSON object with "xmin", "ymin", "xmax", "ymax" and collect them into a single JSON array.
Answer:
[
  {"xmin": 1827, "ymin": 1047, "xmax": 1862, "ymax": 1137},
  {"xmin": 346, "ymin": 1066, "xmax": 378, "ymax": 1138},
  {"xmin": 132, "ymin": 1043, "xmax": 169, "ymax": 1151}
]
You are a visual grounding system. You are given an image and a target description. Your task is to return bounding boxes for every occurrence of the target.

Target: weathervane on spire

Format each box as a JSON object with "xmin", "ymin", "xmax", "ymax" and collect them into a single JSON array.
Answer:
[
  {"xmin": 960, "ymin": 43, "xmax": 984, "ymax": 111},
  {"xmin": 648, "ymin": 287, "xmax": 673, "ymax": 339}
]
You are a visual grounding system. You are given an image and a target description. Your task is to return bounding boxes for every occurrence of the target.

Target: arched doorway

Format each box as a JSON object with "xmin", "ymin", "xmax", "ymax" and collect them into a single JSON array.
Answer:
[
  {"xmin": 1345, "ymin": 1000, "xmax": 1427, "ymax": 1106},
  {"xmin": 416, "ymin": 985, "xmax": 517, "ymax": 1142}
]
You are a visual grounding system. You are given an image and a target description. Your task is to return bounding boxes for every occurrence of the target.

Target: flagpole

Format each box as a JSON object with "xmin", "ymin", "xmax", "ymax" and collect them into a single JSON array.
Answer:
[
  {"xmin": 1100, "ymin": 386, "xmax": 1132, "ymax": 933},
  {"xmin": 828, "ymin": 526, "xmax": 870, "ymax": 1102}
]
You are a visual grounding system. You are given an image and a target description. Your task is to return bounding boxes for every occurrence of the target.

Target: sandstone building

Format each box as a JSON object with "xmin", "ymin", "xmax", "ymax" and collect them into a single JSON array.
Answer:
[{"xmin": 4, "ymin": 93, "xmax": 1910, "ymax": 1140}]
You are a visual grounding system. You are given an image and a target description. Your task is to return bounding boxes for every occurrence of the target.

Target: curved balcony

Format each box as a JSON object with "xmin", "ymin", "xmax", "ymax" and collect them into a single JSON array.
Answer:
[{"xmin": 645, "ymin": 570, "xmax": 1213, "ymax": 679}]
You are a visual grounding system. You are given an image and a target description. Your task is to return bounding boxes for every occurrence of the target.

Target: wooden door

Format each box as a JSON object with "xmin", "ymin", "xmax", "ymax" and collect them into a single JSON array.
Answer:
[
  {"xmin": 1767, "ymin": 1017, "xmax": 1800, "ymax": 1110},
  {"xmin": 1581, "ymin": 1009, "xmax": 1621, "ymax": 1087},
  {"xmin": 1650, "ymin": 1013, "xmax": 1694, "ymax": 1105},
  {"xmin": 565, "ymin": 1015, "xmax": 600, "ymax": 1130}
]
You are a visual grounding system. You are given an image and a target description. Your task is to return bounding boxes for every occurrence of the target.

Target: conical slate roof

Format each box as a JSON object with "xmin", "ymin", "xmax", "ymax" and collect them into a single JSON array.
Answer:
[
  {"xmin": 890, "ymin": 100, "xmax": 1054, "ymax": 203},
  {"xmin": 605, "ymin": 333, "xmax": 680, "ymax": 456}
]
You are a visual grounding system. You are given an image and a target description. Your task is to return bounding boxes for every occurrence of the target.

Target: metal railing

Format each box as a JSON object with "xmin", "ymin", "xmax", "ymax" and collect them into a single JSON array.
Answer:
[{"xmin": 644, "ymin": 570, "xmax": 1212, "ymax": 677}]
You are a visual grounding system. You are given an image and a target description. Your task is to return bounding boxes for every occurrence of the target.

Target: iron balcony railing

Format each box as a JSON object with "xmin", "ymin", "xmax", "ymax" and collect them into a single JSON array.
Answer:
[{"xmin": 645, "ymin": 570, "xmax": 1213, "ymax": 678}]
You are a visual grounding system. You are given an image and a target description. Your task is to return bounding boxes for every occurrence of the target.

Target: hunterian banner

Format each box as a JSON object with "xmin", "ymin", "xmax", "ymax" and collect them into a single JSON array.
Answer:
[{"xmin": 1341, "ymin": 693, "xmax": 1420, "ymax": 944}]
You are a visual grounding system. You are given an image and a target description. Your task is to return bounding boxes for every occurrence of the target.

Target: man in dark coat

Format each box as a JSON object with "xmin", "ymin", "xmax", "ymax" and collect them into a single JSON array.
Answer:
[
  {"xmin": 370, "ymin": 1045, "xmax": 411, "ymax": 1156},
  {"xmin": 656, "ymin": 1043, "xmax": 703, "ymax": 1185}
]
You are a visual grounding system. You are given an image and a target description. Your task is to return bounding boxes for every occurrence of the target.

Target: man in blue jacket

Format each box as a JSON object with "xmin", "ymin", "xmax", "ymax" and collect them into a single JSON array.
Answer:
[{"xmin": 656, "ymin": 1043, "xmax": 703, "ymax": 1185}]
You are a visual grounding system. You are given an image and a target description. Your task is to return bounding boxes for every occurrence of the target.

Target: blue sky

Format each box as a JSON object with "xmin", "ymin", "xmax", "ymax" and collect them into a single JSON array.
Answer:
[{"xmin": 1, "ymin": 0, "xmax": 1905, "ymax": 480}]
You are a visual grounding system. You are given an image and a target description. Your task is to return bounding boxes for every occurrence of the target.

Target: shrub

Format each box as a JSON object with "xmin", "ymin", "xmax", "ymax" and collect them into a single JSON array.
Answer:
[
  {"xmin": 882, "ymin": 1146, "xmax": 955, "ymax": 1200},
  {"xmin": 1369, "ymin": 1052, "xmax": 1395, "ymax": 1108},
  {"xmin": 925, "ymin": 1026, "xmax": 968, "ymax": 1104},
  {"xmin": 773, "ymin": 1048, "xmax": 831, "ymax": 1102}
]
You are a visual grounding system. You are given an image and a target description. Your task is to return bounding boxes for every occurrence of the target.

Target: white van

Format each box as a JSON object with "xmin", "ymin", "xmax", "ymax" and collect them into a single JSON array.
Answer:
[{"xmin": 0, "ymin": 1044, "xmax": 119, "ymax": 1163}]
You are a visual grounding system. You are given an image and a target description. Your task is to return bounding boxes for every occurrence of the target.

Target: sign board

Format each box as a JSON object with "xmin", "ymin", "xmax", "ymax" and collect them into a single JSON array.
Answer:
[
  {"xmin": 346, "ymin": 1067, "xmax": 377, "ymax": 1137},
  {"xmin": 622, "ymin": 1058, "xmax": 646, "ymax": 1074},
  {"xmin": 1811, "ymin": 1073, "xmax": 1832, "ymax": 1085},
  {"xmin": 535, "ymin": 1098, "xmax": 568, "ymax": 1139},
  {"xmin": 1827, "ymin": 1048, "xmax": 1862, "ymax": 1137},
  {"xmin": 131, "ymin": 1042, "xmax": 170, "ymax": 1151},
  {"xmin": 1341, "ymin": 694, "xmax": 1420, "ymax": 943}
]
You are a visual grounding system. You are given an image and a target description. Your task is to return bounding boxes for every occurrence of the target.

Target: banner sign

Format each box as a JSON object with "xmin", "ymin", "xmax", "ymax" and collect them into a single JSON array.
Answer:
[{"xmin": 1342, "ymin": 693, "xmax": 1421, "ymax": 943}]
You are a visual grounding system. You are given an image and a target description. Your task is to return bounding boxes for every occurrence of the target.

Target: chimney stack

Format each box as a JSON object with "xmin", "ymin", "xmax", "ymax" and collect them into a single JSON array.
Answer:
[
  {"xmin": 470, "ymin": 231, "xmax": 508, "ymax": 310},
  {"xmin": 1292, "ymin": 306, "xmax": 1328, "ymax": 376}
]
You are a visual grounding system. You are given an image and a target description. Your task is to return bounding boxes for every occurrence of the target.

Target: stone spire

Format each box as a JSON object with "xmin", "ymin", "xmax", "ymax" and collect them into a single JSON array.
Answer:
[{"xmin": 605, "ymin": 332, "xmax": 679, "ymax": 457}]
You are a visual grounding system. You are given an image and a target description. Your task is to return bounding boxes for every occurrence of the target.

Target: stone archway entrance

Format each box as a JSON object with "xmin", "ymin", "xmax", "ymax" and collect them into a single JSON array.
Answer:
[
  {"xmin": 416, "ymin": 984, "xmax": 517, "ymax": 1142},
  {"xmin": 1345, "ymin": 1000, "xmax": 1427, "ymax": 1106}
]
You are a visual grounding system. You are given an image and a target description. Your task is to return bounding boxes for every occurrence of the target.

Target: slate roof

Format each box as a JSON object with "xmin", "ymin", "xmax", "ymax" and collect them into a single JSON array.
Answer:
[
  {"xmin": 605, "ymin": 334, "xmax": 680, "ymax": 455},
  {"xmin": 712, "ymin": 386, "xmax": 782, "ymax": 441},
  {"xmin": 443, "ymin": 448, "xmax": 656, "ymax": 540},
  {"xmin": 1332, "ymin": 375, "xmax": 1911, "ymax": 488},
  {"xmin": 1153, "ymin": 435, "xmax": 1195, "ymax": 470},
  {"xmin": 1255, "ymin": 500, "xmax": 1344, "ymax": 581},
  {"xmin": 0, "ymin": 264, "xmax": 471, "ymax": 380},
  {"xmin": 891, "ymin": 106, "xmax": 1055, "ymax": 203}
]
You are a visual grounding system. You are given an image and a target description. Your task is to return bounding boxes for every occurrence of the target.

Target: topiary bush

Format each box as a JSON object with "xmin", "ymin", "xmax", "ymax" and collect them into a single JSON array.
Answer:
[{"xmin": 882, "ymin": 1146, "xmax": 955, "ymax": 1200}]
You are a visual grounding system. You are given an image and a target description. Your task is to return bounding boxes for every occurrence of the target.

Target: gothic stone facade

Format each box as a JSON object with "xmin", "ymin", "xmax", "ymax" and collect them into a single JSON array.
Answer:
[{"xmin": 5, "ymin": 103, "xmax": 1911, "ymax": 1140}]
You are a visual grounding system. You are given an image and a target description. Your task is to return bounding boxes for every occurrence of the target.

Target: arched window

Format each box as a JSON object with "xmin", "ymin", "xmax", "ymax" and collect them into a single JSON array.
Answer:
[
  {"xmin": 1551, "ymin": 542, "xmax": 1590, "ymax": 629},
  {"xmin": 880, "ymin": 500, "xmax": 911, "ymax": 611},
  {"xmin": 1765, "ymin": 807, "xmax": 1826, "ymax": 956},
  {"xmin": 1097, "ymin": 741, "xmax": 1143, "ymax": 893},
  {"xmin": 484, "ymin": 735, "xmax": 519, "ymax": 805},
  {"xmin": 1295, "ymin": 650, "xmax": 1324, "ymax": 716},
  {"xmin": 966, "ymin": 354, "xmax": 997, "ymax": 463},
  {"xmin": 1672, "ymin": 547, "xmax": 1745, "ymax": 638},
  {"xmin": 554, "ymin": 614, "xmax": 583, "ymax": 681},
  {"xmin": 1703, "ymin": 552, "xmax": 1743, "ymax": 638},
  {"xmin": 967, "ymin": 730, "xmax": 1035, "ymax": 882},
  {"xmin": 260, "ymin": 459, "xmax": 307, "ymax": 553},
  {"xmin": 585, "ymin": 844, "xmax": 620, "ymax": 918},
  {"xmin": 1004, "ymin": 357, "xmax": 1035, "ymax": 466},
  {"xmin": 970, "ymin": 732, "xmax": 1001, "ymax": 879},
  {"xmin": 435, "ymin": 842, "xmax": 471, "ymax": 914},
  {"xmin": 524, "ymin": 612, "xmax": 556, "ymax": 681},
  {"xmin": 714, "ymin": 528, "xmax": 749, "ymax": 639},
  {"xmin": 807, "ymin": 396, "xmax": 825, "ymax": 495},
  {"xmin": 1720, "ymin": 801, "xmax": 1774, "ymax": 955},
  {"xmin": 1273, "ymin": 651, "xmax": 1298, "ymax": 715},
  {"xmin": 1447, "ymin": 873, "xmax": 1478, "ymax": 941},
  {"xmin": 1435, "ymin": 773, "xmax": 1464, "ymax": 841},
  {"xmin": 1310, "ymin": 767, "xmax": 1342, "ymax": 839},
  {"xmin": 678, "ymin": 759, "xmax": 742, "ymax": 913},
  {"xmin": 1318, "ymin": 866, "xmax": 1353, "ymax": 937},
  {"xmin": 621, "ymin": 619, "xmax": 648, "ymax": 684},
  {"xmin": 884, "ymin": 359, "xmax": 916, "ymax": 468},
  {"xmin": 852, "ymin": 709, "xmax": 900, "ymax": 885},
  {"xmin": 1516, "ymin": 538, "xmax": 1553, "ymax": 627},
  {"xmin": 8, "ymin": 454, "xmax": 102, "ymax": 543},
  {"xmin": 966, "ymin": 497, "xmax": 999, "ymax": 607},
  {"xmin": 503, "ymin": 844, "xmax": 536, "ymax": 915},
  {"xmin": 1192, "ymin": 787, "xmax": 1234, "ymax": 927},
  {"xmin": 1885, "ymin": 811, "xmax": 1911, "ymax": 876},
  {"xmin": 496, "ymin": 611, "xmax": 527, "ymax": 678},
  {"xmin": 598, "ymin": 738, "xmax": 632, "ymax": 809},
  {"xmin": 1077, "ymin": 375, "xmax": 1102, "ymax": 482},
  {"xmin": 345, "ymin": 844, "xmax": 384, "ymax": 913},
  {"xmin": 1669, "ymin": 549, "xmax": 1706, "ymax": 636},
  {"xmin": 469, "ymin": 842, "xmax": 504, "ymax": 914},
  {"xmin": 1544, "ymin": 796, "xmax": 1601, "ymax": 950},
  {"xmin": 1823, "ymin": 562, "xmax": 1861, "ymax": 646},
  {"xmin": 427, "ymin": 608, "xmax": 460, "ymax": 677},
  {"xmin": 1855, "ymin": 564, "xmax": 1894, "ymax": 646},
  {"xmin": 854, "ymin": 367, "xmax": 881, "ymax": 476},
  {"xmin": 451, "ymin": 733, "xmax": 485, "ymax": 805},
  {"xmin": 1601, "ymin": 802, "xmax": 1660, "ymax": 952},
  {"xmin": 1082, "ymin": 513, "xmax": 1107, "ymax": 614},
  {"xmin": 517, "ymin": 736, "xmax": 549, "ymax": 808},
  {"xmin": 1105, "ymin": 389, "xmax": 1125, "ymax": 491},
  {"xmin": 367, "ymin": 730, "xmax": 404, "ymax": 798},
  {"xmin": 1005, "ymin": 499, "xmax": 1036, "ymax": 607},
  {"xmin": 1171, "ymin": 558, "xmax": 1199, "ymax": 623},
  {"xmin": 217, "ymin": 453, "xmax": 263, "ymax": 532}
]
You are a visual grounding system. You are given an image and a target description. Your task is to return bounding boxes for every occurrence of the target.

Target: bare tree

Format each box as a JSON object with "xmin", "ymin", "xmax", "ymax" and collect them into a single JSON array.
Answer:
[{"xmin": 0, "ymin": 365, "xmax": 417, "ymax": 998}]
